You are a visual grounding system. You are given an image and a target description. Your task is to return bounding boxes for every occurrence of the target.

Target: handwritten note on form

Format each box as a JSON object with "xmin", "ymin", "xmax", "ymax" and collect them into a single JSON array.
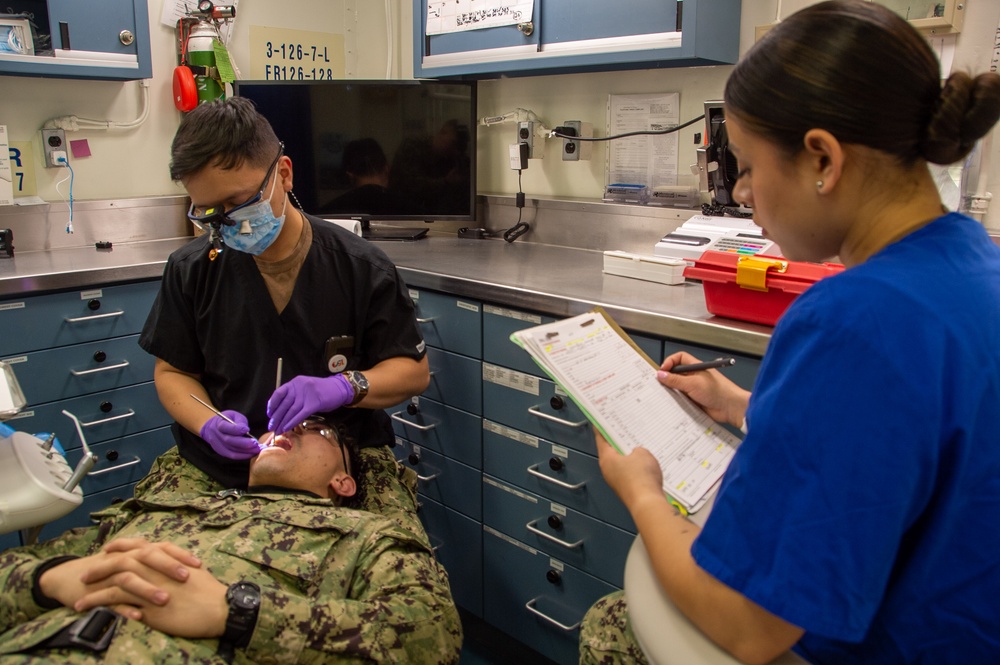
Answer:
[
  {"xmin": 512, "ymin": 309, "xmax": 740, "ymax": 512},
  {"xmin": 425, "ymin": 0, "xmax": 534, "ymax": 35}
]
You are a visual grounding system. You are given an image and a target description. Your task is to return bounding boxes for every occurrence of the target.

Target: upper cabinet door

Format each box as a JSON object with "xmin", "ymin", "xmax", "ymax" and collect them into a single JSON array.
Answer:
[
  {"xmin": 414, "ymin": 0, "xmax": 741, "ymax": 79},
  {"xmin": 0, "ymin": 0, "xmax": 152, "ymax": 80}
]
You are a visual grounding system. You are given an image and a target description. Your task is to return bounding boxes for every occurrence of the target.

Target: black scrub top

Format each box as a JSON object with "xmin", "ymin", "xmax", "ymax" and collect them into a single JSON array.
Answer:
[{"xmin": 140, "ymin": 214, "xmax": 426, "ymax": 488}]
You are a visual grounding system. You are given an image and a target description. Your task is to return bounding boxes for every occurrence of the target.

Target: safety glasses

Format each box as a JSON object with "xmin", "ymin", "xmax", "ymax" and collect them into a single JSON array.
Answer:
[
  {"xmin": 187, "ymin": 142, "xmax": 284, "ymax": 230},
  {"xmin": 292, "ymin": 418, "xmax": 350, "ymax": 476}
]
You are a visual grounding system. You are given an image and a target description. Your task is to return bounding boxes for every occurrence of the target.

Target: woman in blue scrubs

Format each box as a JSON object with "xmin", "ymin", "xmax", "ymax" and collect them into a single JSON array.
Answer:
[{"xmin": 581, "ymin": 2, "xmax": 1000, "ymax": 663}]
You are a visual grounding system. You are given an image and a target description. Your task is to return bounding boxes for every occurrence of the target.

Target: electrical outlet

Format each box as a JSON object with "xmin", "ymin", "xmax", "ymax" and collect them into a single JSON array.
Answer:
[
  {"xmin": 561, "ymin": 121, "xmax": 593, "ymax": 161},
  {"xmin": 516, "ymin": 121, "xmax": 535, "ymax": 159},
  {"xmin": 41, "ymin": 129, "xmax": 68, "ymax": 168}
]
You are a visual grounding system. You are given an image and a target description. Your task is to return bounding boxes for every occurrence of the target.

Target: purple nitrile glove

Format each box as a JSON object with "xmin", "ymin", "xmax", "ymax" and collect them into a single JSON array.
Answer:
[
  {"xmin": 267, "ymin": 374, "xmax": 354, "ymax": 434},
  {"xmin": 199, "ymin": 411, "xmax": 260, "ymax": 460}
]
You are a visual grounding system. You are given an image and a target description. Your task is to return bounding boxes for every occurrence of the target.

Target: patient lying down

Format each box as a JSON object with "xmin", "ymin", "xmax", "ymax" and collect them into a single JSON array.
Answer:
[{"xmin": 0, "ymin": 416, "xmax": 462, "ymax": 664}]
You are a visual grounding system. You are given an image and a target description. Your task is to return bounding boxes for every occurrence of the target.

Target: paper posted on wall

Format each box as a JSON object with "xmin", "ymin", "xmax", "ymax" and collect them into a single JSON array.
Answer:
[{"xmin": 510, "ymin": 307, "xmax": 740, "ymax": 513}]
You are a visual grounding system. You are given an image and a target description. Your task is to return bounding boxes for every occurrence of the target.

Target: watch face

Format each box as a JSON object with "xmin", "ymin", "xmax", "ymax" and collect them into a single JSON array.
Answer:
[
  {"xmin": 229, "ymin": 582, "xmax": 261, "ymax": 610},
  {"xmin": 353, "ymin": 371, "xmax": 369, "ymax": 392}
]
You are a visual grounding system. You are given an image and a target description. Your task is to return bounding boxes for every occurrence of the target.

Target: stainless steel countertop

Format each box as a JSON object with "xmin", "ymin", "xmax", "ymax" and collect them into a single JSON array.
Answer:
[
  {"xmin": 0, "ymin": 236, "xmax": 772, "ymax": 357},
  {"xmin": 0, "ymin": 238, "xmax": 193, "ymax": 296},
  {"xmin": 378, "ymin": 238, "xmax": 772, "ymax": 357}
]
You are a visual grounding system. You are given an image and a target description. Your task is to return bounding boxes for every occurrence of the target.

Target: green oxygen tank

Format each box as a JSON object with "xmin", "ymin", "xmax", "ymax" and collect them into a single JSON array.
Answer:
[{"xmin": 187, "ymin": 20, "xmax": 224, "ymax": 105}]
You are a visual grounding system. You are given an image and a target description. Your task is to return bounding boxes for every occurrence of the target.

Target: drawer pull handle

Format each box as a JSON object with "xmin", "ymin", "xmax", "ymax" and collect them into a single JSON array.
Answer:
[
  {"xmin": 88, "ymin": 456, "xmax": 142, "ymax": 476},
  {"xmin": 70, "ymin": 360, "xmax": 130, "ymax": 376},
  {"xmin": 415, "ymin": 316, "xmax": 436, "ymax": 324},
  {"xmin": 527, "ymin": 465, "xmax": 586, "ymax": 490},
  {"xmin": 390, "ymin": 411, "xmax": 437, "ymax": 432},
  {"xmin": 524, "ymin": 598, "xmax": 581, "ymax": 632},
  {"xmin": 65, "ymin": 310, "xmax": 125, "ymax": 323},
  {"xmin": 416, "ymin": 472, "xmax": 440, "ymax": 482},
  {"xmin": 81, "ymin": 409, "xmax": 136, "ymax": 427},
  {"xmin": 526, "ymin": 519, "xmax": 584, "ymax": 549},
  {"xmin": 527, "ymin": 406, "xmax": 587, "ymax": 428}
]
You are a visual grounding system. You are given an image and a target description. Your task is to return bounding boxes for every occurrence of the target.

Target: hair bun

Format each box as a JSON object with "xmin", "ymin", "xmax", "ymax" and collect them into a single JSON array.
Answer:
[{"xmin": 922, "ymin": 72, "xmax": 1000, "ymax": 164}]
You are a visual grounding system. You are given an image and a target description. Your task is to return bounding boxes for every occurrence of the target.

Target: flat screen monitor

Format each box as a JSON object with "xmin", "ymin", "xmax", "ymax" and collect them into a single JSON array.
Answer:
[{"xmin": 232, "ymin": 79, "xmax": 477, "ymax": 238}]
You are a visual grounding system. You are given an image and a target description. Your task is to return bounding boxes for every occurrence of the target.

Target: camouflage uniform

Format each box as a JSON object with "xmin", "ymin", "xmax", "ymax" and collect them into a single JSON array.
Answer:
[
  {"xmin": 578, "ymin": 591, "xmax": 650, "ymax": 665},
  {"xmin": 0, "ymin": 447, "xmax": 461, "ymax": 664}
]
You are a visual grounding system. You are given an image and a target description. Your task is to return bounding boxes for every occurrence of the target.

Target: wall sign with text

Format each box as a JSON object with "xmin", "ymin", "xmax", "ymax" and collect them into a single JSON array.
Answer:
[{"xmin": 248, "ymin": 26, "xmax": 345, "ymax": 81}]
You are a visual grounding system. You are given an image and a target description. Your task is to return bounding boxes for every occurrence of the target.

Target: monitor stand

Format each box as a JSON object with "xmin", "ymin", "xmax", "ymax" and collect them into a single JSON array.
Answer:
[
  {"xmin": 360, "ymin": 217, "xmax": 428, "ymax": 241},
  {"xmin": 362, "ymin": 226, "xmax": 429, "ymax": 241}
]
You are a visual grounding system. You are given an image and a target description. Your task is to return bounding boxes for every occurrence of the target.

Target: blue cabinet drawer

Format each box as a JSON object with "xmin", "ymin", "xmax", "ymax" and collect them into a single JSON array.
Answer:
[
  {"xmin": 409, "ymin": 288, "xmax": 482, "ymax": 359},
  {"xmin": 483, "ymin": 475, "xmax": 631, "ymax": 588},
  {"xmin": 389, "ymin": 396, "xmax": 482, "ymax": 469},
  {"xmin": 425, "ymin": 347, "xmax": 482, "ymax": 415},
  {"xmin": 394, "ymin": 438, "xmax": 482, "ymax": 520},
  {"xmin": 483, "ymin": 363, "xmax": 594, "ymax": 454},
  {"xmin": 484, "ymin": 304, "xmax": 663, "ymax": 375},
  {"xmin": 4, "ymin": 334, "xmax": 155, "ymax": 405},
  {"xmin": 482, "ymin": 527, "xmax": 617, "ymax": 665},
  {"xmin": 38, "ymin": 482, "xmax": 138, "ymax": 542},
  {"xmin": 483, "ymin": 422, "xmax": 634, "ymax": 533},
  {"xmin": 66, "ymin": 426, "xmax": 175, "ymax": 494},
  {"xmin": 483, "ymin": 305, "xmax": 555, "ymax": 375},
  {"xmin": 418, "ymin": 495, "xmax": 484, "ymax": 617},
  {"xmin": 0, "ymin": 531, "xmax": 21, "ymax": 551},
  {"xmin": 9, "ymin": 382, "xmax": 170, "ymax": 452},
  {"xmin": 0, "ymin": 280, "xmax": 160, "ymax": 356}
]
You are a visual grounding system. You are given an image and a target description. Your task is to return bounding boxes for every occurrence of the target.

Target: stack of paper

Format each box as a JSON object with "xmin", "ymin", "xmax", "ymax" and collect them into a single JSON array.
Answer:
[{"xmin": 511, "ymin": 308, "xmax": 740, "ymax": 513}]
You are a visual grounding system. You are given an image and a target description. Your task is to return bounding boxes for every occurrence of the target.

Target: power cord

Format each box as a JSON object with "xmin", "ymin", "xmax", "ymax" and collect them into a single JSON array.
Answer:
[
  {"xmin": 54, "ymin": 157, "xmax": 74, "ymax": 233},
  {"xmin": 549, "ymin": 114, "xmax": 705, "ymax": 142},
  {"xmin": 502, "ymin": 170, "xmax": 530, "ymax": 243}
]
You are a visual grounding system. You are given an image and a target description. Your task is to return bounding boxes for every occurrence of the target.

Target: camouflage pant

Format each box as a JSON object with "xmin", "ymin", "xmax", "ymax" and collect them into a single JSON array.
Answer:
[{"xmin": 579, "ymin": 591, "xmax": 650, "ymax": 665}]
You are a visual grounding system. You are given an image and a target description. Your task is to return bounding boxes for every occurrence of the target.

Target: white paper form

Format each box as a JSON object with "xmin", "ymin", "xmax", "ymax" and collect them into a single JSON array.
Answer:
[
  {"xmin": 515, "ymin": 311, "xmax": 739, "ymax": 512},
  {"xmin": 425, "ymin": 0, "xmax": 534, "ymax": 36},
  {"xmin": 606, "ymin": 93, "xmax": 680, "ymax": 189}
]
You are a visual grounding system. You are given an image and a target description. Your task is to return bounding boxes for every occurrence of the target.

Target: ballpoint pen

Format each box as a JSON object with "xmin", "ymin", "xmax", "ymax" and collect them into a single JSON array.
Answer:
[
  {"xmin": 669, "ymin": 357, "xmax": 736, "ymax": 374},
  {"xmin": 189, "ymin": 393, "xmax": 261, "ymax": 448}
]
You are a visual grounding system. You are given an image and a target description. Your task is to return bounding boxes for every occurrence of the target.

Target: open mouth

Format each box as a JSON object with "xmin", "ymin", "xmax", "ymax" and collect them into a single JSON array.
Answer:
[{"xmin": 261, "ymin": 433, "xmax": 293, "ymax": 451}]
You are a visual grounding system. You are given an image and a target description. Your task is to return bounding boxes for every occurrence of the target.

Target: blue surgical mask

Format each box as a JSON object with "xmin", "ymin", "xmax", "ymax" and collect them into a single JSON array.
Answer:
[{"xmin": 221, "ymin": 173, "xmax": 288, "ymax": 255}]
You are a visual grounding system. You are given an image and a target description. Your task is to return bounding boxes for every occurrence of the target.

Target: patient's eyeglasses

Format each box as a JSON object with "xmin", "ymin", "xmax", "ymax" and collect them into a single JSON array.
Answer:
[
  {"xmin": 187, "ymin": 142, "xmax": 285, "ymax": 231},
  {"xmin": 291, "ymin": 418, "xmax": 350, "ymax": 475}
]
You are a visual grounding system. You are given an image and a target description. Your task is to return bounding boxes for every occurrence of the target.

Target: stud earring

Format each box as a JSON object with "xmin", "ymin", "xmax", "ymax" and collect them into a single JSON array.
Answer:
[{"xmin": 816, "ymin": 180, "xmax": 824, "ymax": 190}]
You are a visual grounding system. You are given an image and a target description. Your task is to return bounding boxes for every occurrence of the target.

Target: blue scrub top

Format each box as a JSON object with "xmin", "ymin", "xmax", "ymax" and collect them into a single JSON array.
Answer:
[{"xmin": 692, "ymin": 213, "xmax": 1000, "ymax": 664}]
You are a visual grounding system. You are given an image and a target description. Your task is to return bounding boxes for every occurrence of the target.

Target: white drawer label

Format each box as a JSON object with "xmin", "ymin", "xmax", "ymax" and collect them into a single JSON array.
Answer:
[
  {"xmin": 1, "ymin": 355, "xmax": 27, "ymax": 364},
  {"xmin": 484, "ymin": 525, "xmax": 537, "ymax": 555},
  {"xmin": 483, "ymin": 304, "xmax": 542, "ymax": 324},
  {"xmin": 549, "ymin": 502, "xmax": 567, "ymax": 516},
  {"xmin": 456, "ymin": 300, "xmax": 479, "ymax": 313},
  {"xmin": 484, "ymin": 475, "xmax": 538, "ymax": 503},
  {"xmin": 551, "ymin": 444, "xmax": 569, "ymax": 458},
  {"xmin": 80, "ymin": 289, "xmax": 103, "ymax": 299},
  {"xmin": 482, "ymin": 363, "xmax": 539, "ymax": 395},
  {"xmin": 408, "ymin": 289, "xmax": 420, "ymax": 300},
  {"xmin": 548, "ymin": 558, "xmax": 564, "ymax": 572},
  {"xmin": 483, "ymin": 419, "xmax": 539, "ymax": 447},
  {"xmin": 0, "ymin": 301, "xmax": 25, "ymax": 311}
]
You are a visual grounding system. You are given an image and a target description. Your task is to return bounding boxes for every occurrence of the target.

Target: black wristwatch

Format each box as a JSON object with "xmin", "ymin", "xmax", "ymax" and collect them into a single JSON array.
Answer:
[
  {"xmin": 222, "ymin": 581, "xmax": 260, "ymax": 650},
  {"xmin": 343, "ymin": 370, "xmax": 369, "ymax": 406}
]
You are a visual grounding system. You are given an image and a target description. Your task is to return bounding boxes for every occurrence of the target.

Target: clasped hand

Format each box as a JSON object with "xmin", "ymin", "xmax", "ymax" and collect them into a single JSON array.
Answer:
[{"xmin": 39, "ymin": 538, "xmax": 228, "ymax": 638}]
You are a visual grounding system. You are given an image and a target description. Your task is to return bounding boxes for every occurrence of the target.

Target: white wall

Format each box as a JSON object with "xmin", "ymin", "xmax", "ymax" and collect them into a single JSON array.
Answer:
[{"xmin": 1, "ymin": 0, "xmax": 997, "ymax": 228}]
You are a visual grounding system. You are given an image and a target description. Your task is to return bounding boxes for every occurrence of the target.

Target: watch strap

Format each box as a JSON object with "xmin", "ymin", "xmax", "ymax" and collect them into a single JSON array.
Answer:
[{"xmin": 222, "ymin": 582, "xmax": 260, "ymax": 650}]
